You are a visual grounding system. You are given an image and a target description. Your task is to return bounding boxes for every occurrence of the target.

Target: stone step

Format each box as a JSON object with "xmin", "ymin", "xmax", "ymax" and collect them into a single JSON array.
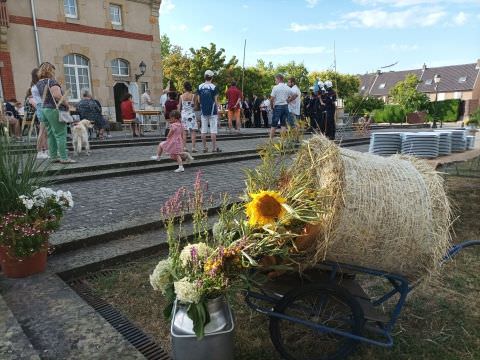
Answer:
[
  {"xmin": 51, "ymin": 214, "xmax": 218, "ymax": 280},
  {"xmin": 0, "ymin": 295, "xmax": 40, "ymax": 360},
  {"xmin": 0, "ymin": 273, "xmax": 145, "ymax": 360}
]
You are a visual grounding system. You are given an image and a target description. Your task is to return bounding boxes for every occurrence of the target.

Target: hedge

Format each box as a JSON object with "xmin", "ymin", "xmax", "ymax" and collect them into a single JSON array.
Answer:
[
  {"xmin": 372, "ymin": 105, "xmax": 406, "ymax": 123},
  {"xmin": 427, "ymin": 99, "xmax": 461, "ymax": 122}
]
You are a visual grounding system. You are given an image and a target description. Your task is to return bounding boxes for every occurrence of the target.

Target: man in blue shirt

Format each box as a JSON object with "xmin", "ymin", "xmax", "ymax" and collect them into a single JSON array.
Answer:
[{"xmin": 197, "ymin": 70, "xmax": 221, "ymax": 152}]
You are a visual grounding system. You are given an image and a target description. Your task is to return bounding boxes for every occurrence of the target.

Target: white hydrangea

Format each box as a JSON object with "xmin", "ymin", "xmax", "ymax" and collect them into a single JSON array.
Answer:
[
  {"xmin": 19, "ymin": 195, "xmax": 35, "ymax": 210},
  {"xmin": 174, "ymin": 277, "xmax": 202, "ymax": 304},
  {"xmin": 149, "ymin": 258, "xmax": 172, "ymax": 294},
  {"xmin": 20, "ymin": 188, "xmax": 74, "ymax": 210},
  {"xmin": 179, "ymin": 242, "xmax": 212, "ymax": 267}
]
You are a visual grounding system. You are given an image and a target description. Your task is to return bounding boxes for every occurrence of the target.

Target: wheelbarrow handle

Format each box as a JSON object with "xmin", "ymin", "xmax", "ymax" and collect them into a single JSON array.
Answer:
[{"xmin": 442, "ymin": 240, "xmax": 480, "ymax": 262}]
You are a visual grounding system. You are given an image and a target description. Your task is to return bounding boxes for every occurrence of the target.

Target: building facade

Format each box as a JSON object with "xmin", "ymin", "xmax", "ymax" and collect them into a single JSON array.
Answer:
[
  {"xmin": 359, "ymin": 61, "xmax": 480, "ymax": 120},
  {"xmin": 0, "ymin": 0, "xmax": 162, "ymax": 121}
]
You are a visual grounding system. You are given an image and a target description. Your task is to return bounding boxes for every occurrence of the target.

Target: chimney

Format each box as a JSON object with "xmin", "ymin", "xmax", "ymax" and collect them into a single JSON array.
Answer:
[
  {"xmin": 476, "ymin": 59, "xmax": 480, "ymax": 70},
  {"xmin": 422, "ymin": 63, "xmax": 427, "ymax": 71},
  {"xmin": 376, "ymin": 69, "xmax": 381, "ymax": 75}
]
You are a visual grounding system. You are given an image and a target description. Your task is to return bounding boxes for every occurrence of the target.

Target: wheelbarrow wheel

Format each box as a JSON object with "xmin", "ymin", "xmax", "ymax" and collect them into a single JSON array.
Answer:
[{"xmin": 269, "ymin": 283, "xmax": 364, "ymax": 360}]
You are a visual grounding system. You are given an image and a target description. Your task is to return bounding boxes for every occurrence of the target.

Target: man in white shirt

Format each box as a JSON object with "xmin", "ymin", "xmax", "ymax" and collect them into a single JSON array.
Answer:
[
  {"xmin": 287, "ymin": 77, "xmax": 301, "ymax": 128},
  {"xmin": 270, "ymin": 74, "xmax": 294, "ymax": 139},
  {"xmin": 141, "ymin": 89, "xmax": 154, "ymax": 131}
]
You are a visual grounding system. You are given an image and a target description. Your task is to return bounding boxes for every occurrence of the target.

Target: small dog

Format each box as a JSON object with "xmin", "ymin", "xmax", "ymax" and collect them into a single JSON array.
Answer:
[{"xmin": 72, "ymin": 119, "xmax": 93, "ymax": 156}]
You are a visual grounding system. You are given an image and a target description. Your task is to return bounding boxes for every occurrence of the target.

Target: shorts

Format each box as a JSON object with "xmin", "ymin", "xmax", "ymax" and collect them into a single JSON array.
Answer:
[
  {"xmin": 200, "ymin": 114, "xmax": 218, "ymax": 134},
  {"xmin": 227, "ymin": 108, "xmax": 241, "ymax": 120},
  {"xmin": 181, "ymin": 112, "xmax": 198, "ymax": 131},
  {"xmin": 271, "ymin": 104, "xmax": 289, "ymax": 128},
  {"xmin": 287, "ymin": 112, "xmax": 299, "ymax": 127}
]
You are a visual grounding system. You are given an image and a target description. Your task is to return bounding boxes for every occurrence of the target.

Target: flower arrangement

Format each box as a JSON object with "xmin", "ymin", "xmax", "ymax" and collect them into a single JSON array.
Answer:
[
  {"xmin": 0, "ymin": 187, "xmax": 74, "ymax": 257},
  {"xmin": 150, "ymin": 130, "xmax": 330, "ymax": 338}
]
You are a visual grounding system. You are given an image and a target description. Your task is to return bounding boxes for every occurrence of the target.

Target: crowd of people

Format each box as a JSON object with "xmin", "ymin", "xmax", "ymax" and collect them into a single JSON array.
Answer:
[{"xmin": 4, "ymin": 64, "xmax": 337, "ymax": 171}]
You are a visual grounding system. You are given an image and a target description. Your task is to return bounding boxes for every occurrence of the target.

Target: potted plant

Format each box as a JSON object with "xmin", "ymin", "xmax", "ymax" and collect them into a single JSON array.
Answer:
[
  {"xmin": 0, "ymin": 188, "xmax": 73, "ymax": 278},
  {"xmin": 465, "ymin": 108, "xmax": 480, "ymax": 136}
]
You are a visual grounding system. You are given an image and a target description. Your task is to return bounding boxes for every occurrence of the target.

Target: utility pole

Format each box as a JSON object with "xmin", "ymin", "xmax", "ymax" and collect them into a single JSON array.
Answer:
[{"xmin": 241, "ymin": 39, "xmax": 246, "ymax": 96}]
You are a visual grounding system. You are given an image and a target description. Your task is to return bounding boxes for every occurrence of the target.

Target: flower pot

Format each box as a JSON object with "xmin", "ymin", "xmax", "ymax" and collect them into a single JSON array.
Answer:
[
  {"xmin": 0, "ymin": 246, "xmax": 48, "ymax": 278},
  {"xmin": 171, "ymin": 297, "xmax": 234, "ymax": 360}
]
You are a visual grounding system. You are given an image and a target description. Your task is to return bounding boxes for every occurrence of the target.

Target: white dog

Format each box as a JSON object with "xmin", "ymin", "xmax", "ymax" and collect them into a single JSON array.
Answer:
[{"xmin": 72, "ymin": 119, "xmax": 93, "ymax": 156}]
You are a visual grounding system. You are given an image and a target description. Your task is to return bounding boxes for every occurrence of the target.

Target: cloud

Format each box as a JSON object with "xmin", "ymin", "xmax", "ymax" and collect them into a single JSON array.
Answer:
[
  {"xmin": 160, "ymin": 0, "xmax": 175, "ymax": 14},
  {"xmin": 305, "ymin": 0, "xmax": 320, "ymax": 7},
  {"xmin": 288, "ymin": 21, "xmax": 345, "ymax": 31},
  {"xmin": 453, "ymin": 11, "xmax": 468, "ymax": 25},
  {"xmin": 257, "ymin": 46, "xmax": 329, "ymax": 56},
  {"xmin": 388, "ymin": 43, "xmax": 419, "ymax": 52},
  {"xmin": 202, "ymin": 25, "xmax": 213, "ymax": 32},
  {"xmin": 344, "ymin": 8, "xmax": 447, "ymax": 28},
  {"xmin": 289, "ymin": 7, "xmax": 447, "ymax": 31},
  {"xmin": 242, "ymin": 4, "xmax": 249, "ymax": 8},
  {"xmin": 171, "ymin": 24, "xmax": 188, "ymax": 31}
]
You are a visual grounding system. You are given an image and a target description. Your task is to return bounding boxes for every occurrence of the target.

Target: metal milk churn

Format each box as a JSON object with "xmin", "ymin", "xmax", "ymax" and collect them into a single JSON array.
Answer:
[{"xmin": 171, "ymin": 297, "xmax": 235, "ymax": 360}]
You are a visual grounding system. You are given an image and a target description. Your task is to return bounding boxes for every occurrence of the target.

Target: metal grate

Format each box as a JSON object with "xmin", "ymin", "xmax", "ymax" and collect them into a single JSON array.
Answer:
[{"xmin": 69, "ymin": 272, "xmax": 171, "ymax": 360}]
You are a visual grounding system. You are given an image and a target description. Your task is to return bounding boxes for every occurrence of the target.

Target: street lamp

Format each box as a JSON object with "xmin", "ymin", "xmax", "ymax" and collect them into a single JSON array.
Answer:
[
  {"xmin": 432, "ymin": 73, "xmax": 441, "ymax": 128},
  {"xmin": 135, "ymin": 61, "xmax": 147, "ymax": 81}
]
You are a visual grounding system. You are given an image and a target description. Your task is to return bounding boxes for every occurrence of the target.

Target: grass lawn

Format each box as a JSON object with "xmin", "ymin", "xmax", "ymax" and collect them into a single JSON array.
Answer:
[{"xmin": 89, "ymin": 174, "xmax": 480, "ymax": 360}]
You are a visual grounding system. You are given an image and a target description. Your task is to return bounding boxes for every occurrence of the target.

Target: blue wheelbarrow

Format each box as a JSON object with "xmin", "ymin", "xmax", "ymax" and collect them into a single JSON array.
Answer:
[{"xmin": 245, "ymin": 240, "xmax": 480, "ymax": 360}]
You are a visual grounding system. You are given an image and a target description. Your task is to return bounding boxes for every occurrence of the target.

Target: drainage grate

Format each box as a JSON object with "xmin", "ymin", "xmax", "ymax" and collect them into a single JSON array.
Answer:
[{"xmin": 69, "ymin": 272, "xmax": 171, "ymax": 360}]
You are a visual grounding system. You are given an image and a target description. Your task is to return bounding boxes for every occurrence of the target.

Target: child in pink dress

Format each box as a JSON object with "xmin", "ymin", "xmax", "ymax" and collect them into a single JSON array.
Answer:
[{"xmin": 151, "ymin": 110, "xmax": 194, "ymax": 172}]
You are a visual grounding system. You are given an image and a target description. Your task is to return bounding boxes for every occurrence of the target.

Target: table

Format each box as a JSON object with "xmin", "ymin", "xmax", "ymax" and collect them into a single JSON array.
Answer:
[{"xmin": 137, "ymin": 110, "xmax": 163, "ymax": 133}]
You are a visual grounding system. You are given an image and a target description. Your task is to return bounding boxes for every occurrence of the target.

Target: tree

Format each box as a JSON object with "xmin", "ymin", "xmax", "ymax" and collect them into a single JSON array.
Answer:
[
  {"xmin": 308, "ymin": 70, "xmax": 359, "ymax": 99},
  {"xmin": 189, "ymin": 43, "xmax": 238, "ymax": 97},
  {"xmin": 275, "ymin": 61, "xmax": 310, "ymax": 92},
  {"xmin": 344, "ymin": 94, "xmax": 385, "ymax": 116},
  {"xmin": 162, "ymin": 46, "xmax": 191, "ymax": 90},
  {"xmin": 160, "ymin": 34, "xmax": 172, "ymax": 58},
  {"xmin": 389, "ymin": 74, "xmax": 429, "ymax": 114}
]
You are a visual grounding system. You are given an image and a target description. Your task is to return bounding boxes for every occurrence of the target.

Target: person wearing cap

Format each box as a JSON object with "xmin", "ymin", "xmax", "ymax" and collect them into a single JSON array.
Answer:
[
  {"xmin": 323, "ymin": 80, "xmax": 337, "ymax": 140},
  {"xmin": 269, "ymin": 74, "xmax": 294, "ymax": 139},
  {"xmin": 196, "ymin": 69, "xmax": 221, "ymax": 152}
]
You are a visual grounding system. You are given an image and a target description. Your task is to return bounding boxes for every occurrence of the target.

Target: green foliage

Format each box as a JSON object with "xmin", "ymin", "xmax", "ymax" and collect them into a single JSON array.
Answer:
[
  {"xmin": 275, "ymin": 61, "xmax": 310, "ymax": 93},
  {"xmin": 160, "ymin": 34, "xmax": 172, "ymax": 58},
  {"xmin": 344, "ymin": 94, "xmax": 385, "ymax": 116},
  {"xmin": 427, "ymin": 99, "xmax": 461, "ymax": 123},
  {"xmin": 389, "ymin": 74, "xmax": 430, "ymax": 114},
  {"xmin": 187, "ymin": 302, "xmax": 210, "ymax": 340},
  {"xmin": 308, "ymin": 70, "xmax": 360, "ymax": 99},
  {"xmin": 468, "ymin": 107, "xmax": 480, "ymax": 125},
  {"xmin": 0, "ymin": 137, "xmax": 50, "ymax": 216},
  {"xmin": 372, "ymin": 105, "xmax": 406, "ymax": 123}
]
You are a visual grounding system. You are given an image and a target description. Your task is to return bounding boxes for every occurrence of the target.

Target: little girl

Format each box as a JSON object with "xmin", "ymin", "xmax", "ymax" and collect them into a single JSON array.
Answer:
[{"xmin": 151, "ymin": 110, "xmax": 194, "ymax": 172}]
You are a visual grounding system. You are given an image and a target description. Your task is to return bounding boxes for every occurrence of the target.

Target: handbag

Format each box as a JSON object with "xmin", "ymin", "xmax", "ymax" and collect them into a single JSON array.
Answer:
[{"xmin": 48, "ymin": 80, "xmax": 74, "ymax": 123}]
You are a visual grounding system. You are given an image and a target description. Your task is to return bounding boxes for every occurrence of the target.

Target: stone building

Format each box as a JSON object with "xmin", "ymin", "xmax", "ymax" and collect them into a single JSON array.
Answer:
[{"xmin": 0, "ymin": 0, "xmax": 162, "ymax": 122}]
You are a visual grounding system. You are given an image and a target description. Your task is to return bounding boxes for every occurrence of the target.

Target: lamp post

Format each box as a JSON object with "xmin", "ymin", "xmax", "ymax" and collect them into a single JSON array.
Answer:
[
  {"xmin": 432, "ymin": 73, "xmax": 441, "ymax": 128},
  {"xmin": 135, "ymin": 61, "xmax": 147, "ymax": 81}
]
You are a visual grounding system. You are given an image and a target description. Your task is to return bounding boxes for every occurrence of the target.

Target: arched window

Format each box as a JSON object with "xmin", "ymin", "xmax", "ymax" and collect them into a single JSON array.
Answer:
[
  {"xmin": 111, "ymin": 59, "xmax": 129, "ymax": 76},
  {"xmin": 63, "ymin": 54, "xmax": 91, "ymax": 101}
]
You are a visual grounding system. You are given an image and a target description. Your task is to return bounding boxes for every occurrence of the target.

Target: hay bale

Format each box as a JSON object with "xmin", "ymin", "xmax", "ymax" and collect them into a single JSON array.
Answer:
[{"xmin": 294, "ymin": 135, "xmax": 452, "ymax": 279}]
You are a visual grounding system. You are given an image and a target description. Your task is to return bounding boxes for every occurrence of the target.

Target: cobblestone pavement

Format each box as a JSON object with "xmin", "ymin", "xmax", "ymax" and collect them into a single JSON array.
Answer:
[
  {"xmin": 51, "ymin": 136, "xmax": 271, "ymax": 170},
  {"xmin": 52, "ymin": 143, "xmax": 370, "ymax": 242}
]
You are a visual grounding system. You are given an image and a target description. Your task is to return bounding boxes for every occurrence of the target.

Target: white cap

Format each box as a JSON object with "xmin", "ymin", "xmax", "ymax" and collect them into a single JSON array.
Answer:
[
  {"xmin": 204, "ymin": 70, "xmax": 214, "ymax": 77},
  {"xmin": 325, "ymin": 80, "xmax": 333, "ymax": 88}
]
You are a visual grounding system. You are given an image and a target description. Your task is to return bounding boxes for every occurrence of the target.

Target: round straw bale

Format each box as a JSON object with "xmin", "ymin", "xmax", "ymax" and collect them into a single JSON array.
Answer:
[{"xmin": 294, "ymin": 136, "xmax": 452, "ymax": 279}]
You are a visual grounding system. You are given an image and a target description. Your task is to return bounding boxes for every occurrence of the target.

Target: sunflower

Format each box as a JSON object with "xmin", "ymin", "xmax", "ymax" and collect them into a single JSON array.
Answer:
[{"xmin": 245, "ymin": 190, "xmax": 287, "ymax": 227}]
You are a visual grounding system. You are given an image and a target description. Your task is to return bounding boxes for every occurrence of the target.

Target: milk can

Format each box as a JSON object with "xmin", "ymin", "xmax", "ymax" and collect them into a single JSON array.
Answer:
[{"xmin": 171, "ymin": 297, "xmax": 235, "ymax": 360}]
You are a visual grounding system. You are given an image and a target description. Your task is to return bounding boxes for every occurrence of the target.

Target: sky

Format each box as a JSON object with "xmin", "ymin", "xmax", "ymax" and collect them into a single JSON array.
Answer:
[{"xmin": 159, "ymin": 0, "xmax": 480, "ymax": 75}]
